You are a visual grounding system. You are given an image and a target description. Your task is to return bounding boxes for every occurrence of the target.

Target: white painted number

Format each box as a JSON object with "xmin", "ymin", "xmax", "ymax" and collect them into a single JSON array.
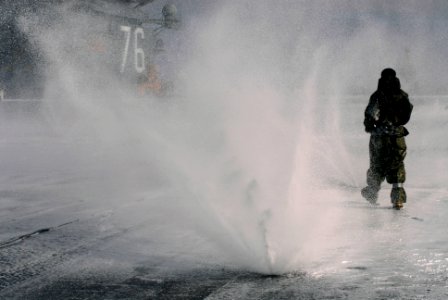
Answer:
[
  {"xmin": 120, "ymin": 25, "xmax": 146, "ymax": 73},
  {"xmin": 120, "ymin": 25, "xmax": 131, "ymax": 73},
  {"xmin": 134, "ymin": 27, "xmax": 145, "ymax": 73}
]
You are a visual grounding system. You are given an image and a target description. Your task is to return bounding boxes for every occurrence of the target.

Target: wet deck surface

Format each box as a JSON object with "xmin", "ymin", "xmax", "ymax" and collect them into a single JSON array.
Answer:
[
  {"xmin": 1, "ymin": 182, "xmax": 448, "ymax": 299},
  {"xmin": 1, "ymin": 99, "xmax": 448, "ymax": 299}
]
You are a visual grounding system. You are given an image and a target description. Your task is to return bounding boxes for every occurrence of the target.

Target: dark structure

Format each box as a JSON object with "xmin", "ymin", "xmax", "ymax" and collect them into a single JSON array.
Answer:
[
  {"xmin": 0, "ymin": 0, "xmax": 178, "ymax": 99},
  {"xmin": 0, "ymin": 1, "xmax": 48, "ymax": 99},
  {"xmin": 361, "ymin": 68, "xmax": 413, "ymax": 209}
]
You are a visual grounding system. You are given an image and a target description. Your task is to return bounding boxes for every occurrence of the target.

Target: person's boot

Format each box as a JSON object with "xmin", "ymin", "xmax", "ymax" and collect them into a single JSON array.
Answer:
[
  {"xmin": 391, "ymin": 184, "xmax": 406, "ymax": 210},
  {"xmin": 361, "ymin": 186, "xmax": 379, "ymax": 205}
]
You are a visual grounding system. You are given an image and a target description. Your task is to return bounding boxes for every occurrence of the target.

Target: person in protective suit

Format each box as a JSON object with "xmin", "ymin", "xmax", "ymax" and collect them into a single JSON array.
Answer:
[{"xmin": 361, "ymin": 68, "xmax": 413, "ymax": 209}]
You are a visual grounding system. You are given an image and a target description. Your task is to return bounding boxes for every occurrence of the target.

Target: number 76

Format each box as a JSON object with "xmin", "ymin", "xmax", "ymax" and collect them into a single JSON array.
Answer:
[{"xmin": 120, "ymin": 25, "xmax": 145, "ymax": 74}]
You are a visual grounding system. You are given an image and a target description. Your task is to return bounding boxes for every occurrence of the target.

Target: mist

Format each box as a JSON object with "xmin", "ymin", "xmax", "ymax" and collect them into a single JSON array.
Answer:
[{"xmin": 5, "ymin": 0, "xmax": 448, "ymax": 275}]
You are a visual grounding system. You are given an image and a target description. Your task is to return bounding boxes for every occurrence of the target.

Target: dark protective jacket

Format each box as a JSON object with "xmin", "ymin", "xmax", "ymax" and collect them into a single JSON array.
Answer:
[{"xmin": 364, "ymin": 77, "xmax": 413, "ymax": 137}]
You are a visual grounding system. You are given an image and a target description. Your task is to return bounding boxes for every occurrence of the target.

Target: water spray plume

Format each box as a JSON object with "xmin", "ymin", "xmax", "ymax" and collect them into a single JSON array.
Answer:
[{"xmin": 12, "ymin": 0, "xmax": 448, "ymax": 276}]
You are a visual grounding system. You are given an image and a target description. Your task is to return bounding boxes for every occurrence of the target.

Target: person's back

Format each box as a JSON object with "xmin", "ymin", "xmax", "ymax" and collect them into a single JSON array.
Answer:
[{"xmin": 362, "ymin": 68, "xmax": 413, "ymax": 209}]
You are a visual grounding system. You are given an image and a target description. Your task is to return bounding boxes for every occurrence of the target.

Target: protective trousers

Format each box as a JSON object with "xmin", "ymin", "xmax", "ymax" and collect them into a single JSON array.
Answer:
[{"xmin": 366, "ymin": 135, "xmax": 407, "ymax": 202}]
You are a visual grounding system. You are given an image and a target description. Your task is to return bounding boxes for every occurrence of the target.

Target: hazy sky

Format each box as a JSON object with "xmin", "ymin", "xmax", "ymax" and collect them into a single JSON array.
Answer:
[{"xmin": 153, "ymin": 0, "xmax": 448, "ymax": 94}]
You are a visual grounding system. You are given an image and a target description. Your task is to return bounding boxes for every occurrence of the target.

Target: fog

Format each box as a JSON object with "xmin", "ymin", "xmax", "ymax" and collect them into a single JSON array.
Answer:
[{"xmin": 3, "ymin": 0, "xmax": 448, "ymax": 275}]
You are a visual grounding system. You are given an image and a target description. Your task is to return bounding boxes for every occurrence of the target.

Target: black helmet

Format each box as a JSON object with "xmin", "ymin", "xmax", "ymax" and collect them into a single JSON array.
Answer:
[
  {"xmin": 378, "ymin": 68, "xmax": 400, "ymax": 94},
  {"xmin": 381, "ymin": 68, "xmax": 396, "ymax": 78}
]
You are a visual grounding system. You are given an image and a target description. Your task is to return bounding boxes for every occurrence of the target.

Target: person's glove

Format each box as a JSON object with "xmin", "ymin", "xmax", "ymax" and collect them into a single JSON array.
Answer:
[{"xmin": 364, "ymin": 119, "xmax": 375, "ymax": 133}]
